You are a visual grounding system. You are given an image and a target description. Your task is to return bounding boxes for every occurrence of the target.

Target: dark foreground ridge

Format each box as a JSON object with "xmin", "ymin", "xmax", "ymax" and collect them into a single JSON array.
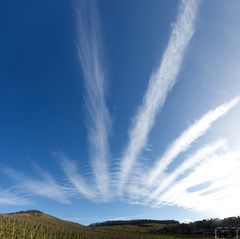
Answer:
[{"xmin": 0, "ymin": 210, "xmax": 240, "ymax": 238}]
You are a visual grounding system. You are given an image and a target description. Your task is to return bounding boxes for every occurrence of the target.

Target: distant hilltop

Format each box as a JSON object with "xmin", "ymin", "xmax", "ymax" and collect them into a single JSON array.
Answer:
[
  {"xmin": 90, "ymin": 219, "xmax": 179, "ymax": 227},
  {"xmin": 8, "ymin": 209, "xmax": 44, "ymax": 215}
]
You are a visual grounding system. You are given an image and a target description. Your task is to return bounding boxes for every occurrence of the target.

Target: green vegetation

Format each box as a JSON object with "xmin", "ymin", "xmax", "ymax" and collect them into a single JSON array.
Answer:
[
  {"xmin": 0, "ymin": 210, "xmax": 239, "ymax": 238},
  {"xmin": 91, "ymin": 220, "xmax": 178, "ymax": 235}
]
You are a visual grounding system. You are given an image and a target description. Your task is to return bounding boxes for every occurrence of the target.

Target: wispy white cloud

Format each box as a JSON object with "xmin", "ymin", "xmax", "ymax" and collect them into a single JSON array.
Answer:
[
  {"xmin": 0, "ymin": 188, "xmax": 30, "ymax": 206},
  {"xmin": 124, "ymin": 97, "xmax": 239, "ymax": 208},
  {"xmin": 146, "ymin": 96, "xmax": 240, "ymax": 186},
  {"xmin": 2, "ymin": 1, "xmax": 237, "ymax": 218},
  {"xmin": 148, "ymin": 138, "xmax": 227, "ymax": 201},
  {"xmin": 74, "ymin": 0, "xmax": 111, "ymax": 198},
  {"xmin": 3, "ymin": 167, "xmax": 70, "ymax": 204},
  {"xmin": 154, "ymin": 150, "xmax": 240, "ymax": 217},
  {"xmin": 58, "ymin": 152, "xmax": 97, "ymax": 200},
  {"xmin": 118, "ymin": 0, "xmax": 200, "ymax": 192}
]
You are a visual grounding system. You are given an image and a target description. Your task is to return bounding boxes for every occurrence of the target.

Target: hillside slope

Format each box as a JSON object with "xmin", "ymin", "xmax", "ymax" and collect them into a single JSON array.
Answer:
[
  {"xmin": 90, "ymin": 219, "xmax": 179, "ymax": 235},
  {"xmin": 0, "ymin": 210, "xmax": 89, "ymax": 239},
  {"xmin": 1, "ymin": 210, "xmax": 240, "ymax": 238},
  {"xmin": 5, "ymin": 210, "xmax": 84, "ymax": 227},
  {"xmin": 92, "ymin": 217, "xmax": 240, "ymax": 238},
  {"xmin": 0, "ymin": 210, "xmax": 175, "ymax": 239}
]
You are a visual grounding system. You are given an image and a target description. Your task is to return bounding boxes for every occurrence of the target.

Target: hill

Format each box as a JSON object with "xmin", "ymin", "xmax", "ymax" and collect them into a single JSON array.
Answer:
[
  {"xmin": 93, "ymin": 217, "xmax": 240, "ymax": 238},
  {"xmin": 91, "ymin": 217, "xmax": 240, "ymax": 238},
  {"xmin": 5, "ymin": 210, "xmax": 85, "ymax": 228},
  {"xmin": 89, "ymin": 219, "xmax": 179, "ymax": 235},
  {"xmin": 1, "ymin": 210, "xmax": 240, "ymax": 238},
  {"xmin": 0, "ymin": 210, "xmax": 177, "ymax": 239},
  {"xmin": 0, "ymin": 210, "xmax": 90, "ymax": 239}
]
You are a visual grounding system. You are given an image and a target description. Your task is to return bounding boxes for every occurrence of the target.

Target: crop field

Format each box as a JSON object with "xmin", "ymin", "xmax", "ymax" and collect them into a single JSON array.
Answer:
[{"xmin": 0, "ymin": 213, "xmax": 214, "ymax": 239}]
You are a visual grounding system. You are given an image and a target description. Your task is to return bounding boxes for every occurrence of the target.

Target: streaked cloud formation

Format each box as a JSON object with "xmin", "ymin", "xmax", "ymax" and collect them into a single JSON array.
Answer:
[
  {"xmin": 58, "ymin": 152, "xmax": 97, "ymax": 200},
  {"xmin": 74, "ymin": 0, "xmax": 111, "ymax": 198},
  {"xmin": 124, "ymin": 97, "xmax": 239, "ymax": 209},
  {"xmin": 156, "ymin": 150, "xmax": 240, "ymax": 217},
  {"xmin": 0, "ymin": 189, "xmax": 29, "ymax": 206},
  {"xmin": 2, "ymin": 0, "xmax": 240, "ymax": 220},
  {"xmin": 3, "ymin": 167, "xmax": 70, "ymax": 204},
  {"xmin": 146, "ymin": 96, "xmax": 240, "ymax": 186},
  {"xmin": 118, "ymin": 0, "xmax": 200, "ymax": 192},
  {"xmin": 147, "ymin": 138, "xmax": 227, "ymax": 201}
]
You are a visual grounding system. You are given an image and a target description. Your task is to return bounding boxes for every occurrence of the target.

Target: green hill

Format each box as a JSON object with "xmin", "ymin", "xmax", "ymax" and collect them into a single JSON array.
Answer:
[{"xmin": 90, "ymin": 219, "xmax": 179, "ymax": 235}]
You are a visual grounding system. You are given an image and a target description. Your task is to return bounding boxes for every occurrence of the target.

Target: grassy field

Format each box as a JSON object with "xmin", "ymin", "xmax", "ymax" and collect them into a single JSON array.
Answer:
[
  {"xmin": 94, "ymin": 223, "xmax": 213, "ymax": 239},
  {"xmin": 0, "ymin": 211, "xmax": 214, "ymax": 239},
  {"xmin": 95, "ymin": 222, "xmax": 167, "ymax": 235}
]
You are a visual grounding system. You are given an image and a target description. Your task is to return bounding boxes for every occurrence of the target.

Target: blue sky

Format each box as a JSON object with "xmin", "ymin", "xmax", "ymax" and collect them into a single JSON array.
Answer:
[{"xmin": 0, "ymin": 0, "xmax": 240, "ymax": 225}]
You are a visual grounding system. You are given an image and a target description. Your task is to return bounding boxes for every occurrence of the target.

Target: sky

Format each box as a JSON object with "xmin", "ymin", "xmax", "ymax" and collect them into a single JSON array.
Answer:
[{"xmin": 0, "ymin": 0, "xmax": 240, "ymax": 225}]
